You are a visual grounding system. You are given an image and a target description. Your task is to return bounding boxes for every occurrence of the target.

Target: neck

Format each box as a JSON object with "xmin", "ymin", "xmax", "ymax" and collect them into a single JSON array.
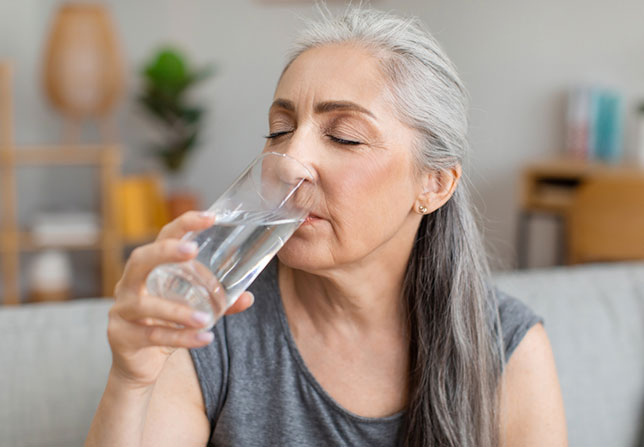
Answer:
[{"xmin": 278, "ymin": 220, "xmax": 418, "ymax": 338}]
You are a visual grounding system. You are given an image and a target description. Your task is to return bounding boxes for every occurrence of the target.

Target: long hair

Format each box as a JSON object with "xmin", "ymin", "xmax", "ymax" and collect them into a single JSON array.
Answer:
[{"xmin": 283, "ymin": 4, "xmax": 504, "ymax": 446}]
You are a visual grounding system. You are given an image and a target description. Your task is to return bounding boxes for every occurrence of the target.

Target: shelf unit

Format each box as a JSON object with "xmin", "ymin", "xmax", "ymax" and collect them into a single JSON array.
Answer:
[
  {"xmin": 0, "ymin": 62, "xmax": 123, "ymax": 305},
  {"xmin": 517, "ymin": 157, "xmax": 644, "ymax": 268}
]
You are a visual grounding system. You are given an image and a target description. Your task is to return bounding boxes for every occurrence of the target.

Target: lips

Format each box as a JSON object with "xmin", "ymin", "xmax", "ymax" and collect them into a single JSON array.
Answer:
[{"xmin": 302, "ymin": 213, "xmax": 323, "ymax": 225}]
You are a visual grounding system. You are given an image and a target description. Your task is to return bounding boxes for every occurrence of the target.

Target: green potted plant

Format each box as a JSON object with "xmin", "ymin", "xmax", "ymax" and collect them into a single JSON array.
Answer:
[{"xmin": 138, "ymin": 47, "xmax": 215, "ymax": 218}]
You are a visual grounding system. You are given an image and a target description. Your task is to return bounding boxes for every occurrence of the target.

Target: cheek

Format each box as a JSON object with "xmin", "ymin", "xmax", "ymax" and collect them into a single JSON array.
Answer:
[
  {"xmin": 327, "ymin": 152, "xmax": 416, "ymax": 242},
  {"xmin": 277, "ymin": 151, "xmax": 417, "ymax": 269}
]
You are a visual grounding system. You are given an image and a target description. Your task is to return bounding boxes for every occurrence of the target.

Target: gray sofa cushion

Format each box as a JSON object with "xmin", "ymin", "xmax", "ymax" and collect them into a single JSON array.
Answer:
[
  {"xmin": 494, "ymin": 262, "xmax": 644, "ymax": 447},
  {"xmin": 1, "ymin": 262, "xmax": 643, "ymax": 447},
  {"xmin": 0, "ymin": 298, "xmax": 113, "ymax": 447}
]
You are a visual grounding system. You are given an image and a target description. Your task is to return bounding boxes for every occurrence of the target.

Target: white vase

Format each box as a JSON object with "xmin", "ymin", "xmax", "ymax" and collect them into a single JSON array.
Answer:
[{"xmin": 27, "ymin": 249, "xmax": 72, "ymax": 302}]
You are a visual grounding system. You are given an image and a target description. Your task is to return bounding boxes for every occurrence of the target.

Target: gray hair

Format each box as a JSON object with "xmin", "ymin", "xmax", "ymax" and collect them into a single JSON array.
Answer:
[{"xmin": 283, "ymin": 3, "xmax": 504, "ymax": 446}]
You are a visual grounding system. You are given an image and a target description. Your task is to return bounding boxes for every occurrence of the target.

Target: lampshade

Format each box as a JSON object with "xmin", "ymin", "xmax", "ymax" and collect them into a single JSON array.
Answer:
[{"xmin": 42, "ymin": 3, "xmax": 124, "ymax": 118}]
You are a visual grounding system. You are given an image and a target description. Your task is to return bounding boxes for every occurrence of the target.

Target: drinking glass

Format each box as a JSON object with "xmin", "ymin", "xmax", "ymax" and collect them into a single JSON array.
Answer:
[{"xmin": 146, "ymin": 151, "xmax": 317, "ymax": 330}]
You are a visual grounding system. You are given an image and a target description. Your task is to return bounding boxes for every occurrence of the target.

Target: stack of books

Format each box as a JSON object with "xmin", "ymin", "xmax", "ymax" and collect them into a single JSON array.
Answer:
[{"xmin": 566, "ymin": 85, "xmax": 623, "ymax": 163}]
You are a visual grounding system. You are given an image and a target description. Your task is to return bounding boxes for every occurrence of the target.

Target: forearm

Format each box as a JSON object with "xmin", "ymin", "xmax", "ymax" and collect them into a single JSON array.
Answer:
[{"xmin": 85, "ymin": 368, "xmax": 155, "ymax": 447}]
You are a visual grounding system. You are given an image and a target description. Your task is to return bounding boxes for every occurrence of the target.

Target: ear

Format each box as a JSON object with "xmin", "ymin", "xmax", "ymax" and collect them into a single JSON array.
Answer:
[{"xmin": 415, "ymin": 164, "xmax": 462, "ymax": 214}]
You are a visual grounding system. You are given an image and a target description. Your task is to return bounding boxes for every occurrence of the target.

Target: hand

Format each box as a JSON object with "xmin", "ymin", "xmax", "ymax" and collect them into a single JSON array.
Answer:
[{"xmin": 106, "ymin": 210, "xmax": 254, "ymax": 388}]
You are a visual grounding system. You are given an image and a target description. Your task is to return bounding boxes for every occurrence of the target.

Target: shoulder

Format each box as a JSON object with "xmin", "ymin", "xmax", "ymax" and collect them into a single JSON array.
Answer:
[
  {"xmin": 494, "ymin": 289, "xmax": 544, "ymax": 361},
  {"xmin": 493, "ymin": 290, "xmax": 568, "ymax": 445},
  {"xmin": 499, "ymin": 323, "xmax": 568, "ymax": 446}
]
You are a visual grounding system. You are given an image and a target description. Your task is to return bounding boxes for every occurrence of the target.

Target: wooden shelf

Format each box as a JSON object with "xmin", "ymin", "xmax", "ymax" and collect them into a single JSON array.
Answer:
[
  {"xmin": 0, "ymin": 144, "xmax": 119, "ymax": 166},
  {"xmin": 0, "ymin": 61, "xmax": 124, "ymax": 305},
  {"xmin": 517, "ymin": 156, "xmax": 644, "ymax": 268},
  {"xmin": 519, "ymin": 157, "xmax": 644, "ymax": 214},
  {"xmin": 525, "ymin": 193, "xmax": 576, "ymax": 214},
  {"xmin": 20, "ymin": 231, "xmax": 103, "ymax": 251}
]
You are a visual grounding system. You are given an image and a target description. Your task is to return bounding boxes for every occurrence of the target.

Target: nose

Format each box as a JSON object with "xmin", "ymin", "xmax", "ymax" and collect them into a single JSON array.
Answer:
[
  {"xmin": 261, "ymin": 132, "xmax": 320, "ymax": 212},
  {"xmin": 266, "ymin": 151, "xmax": 313, "ymax": 186},
  {"xmin": 272, "ymin": 125, "xmax": 319, "ymax": 185},
  {"xmin": 258, "ymin": 150, "xmax": 318, "ymax": 210},
  {"xmin": 275, "ymin": 152, "xmax": 320, "ymax": 214}
]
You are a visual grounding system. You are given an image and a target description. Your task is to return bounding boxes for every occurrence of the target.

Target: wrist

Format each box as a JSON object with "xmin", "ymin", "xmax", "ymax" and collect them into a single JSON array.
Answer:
[{"xmin": 108, "ymin": 366, "xmax": 157, "ymax": 395}]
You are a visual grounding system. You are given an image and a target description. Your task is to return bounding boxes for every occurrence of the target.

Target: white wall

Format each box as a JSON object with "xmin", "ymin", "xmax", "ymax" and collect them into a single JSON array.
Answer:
[
  {"xmin": 2, "ymin": 0, "xmax": 644, "ymax": 287},
  {"xmin": 405, "ymin": 0, "xmax": 644, "ymax": 269}
]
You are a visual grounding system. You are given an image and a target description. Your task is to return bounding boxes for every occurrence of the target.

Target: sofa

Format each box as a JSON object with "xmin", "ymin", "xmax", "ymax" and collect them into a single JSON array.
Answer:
[{"xmin": 1, "ymin": 262, "xmax": 643, "ymax": 447}]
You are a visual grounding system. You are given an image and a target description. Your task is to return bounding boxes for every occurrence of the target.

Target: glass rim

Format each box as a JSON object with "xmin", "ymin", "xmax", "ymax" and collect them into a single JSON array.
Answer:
[{"xmin": 257, "ymin": 151, "xmax": 316, "ymax": 183}]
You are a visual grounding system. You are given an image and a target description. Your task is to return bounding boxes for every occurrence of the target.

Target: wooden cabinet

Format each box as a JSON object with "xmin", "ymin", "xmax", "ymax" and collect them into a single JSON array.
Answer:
[{"xmin": 518, "ymin": 158, "xmax": 644, "ymax": 268}]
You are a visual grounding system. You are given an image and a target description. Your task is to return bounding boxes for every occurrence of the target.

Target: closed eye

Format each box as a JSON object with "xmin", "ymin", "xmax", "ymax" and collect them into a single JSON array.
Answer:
[
  {"xmin": 264, "ymin": 131, "xmax": 361, "ymax": 146},
  {"xmin": 264, "ymin": 131, "xmax": 292, "ymax": 140},
  {"xmin": 327, "ymin": 135, "xmax": 361, "ymax": 146}
]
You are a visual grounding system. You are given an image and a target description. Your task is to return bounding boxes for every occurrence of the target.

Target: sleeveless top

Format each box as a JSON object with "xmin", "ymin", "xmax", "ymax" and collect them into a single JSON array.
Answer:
[{"xmin": 189, "ymin": 260, "xmax": 543, "ymax": 446}]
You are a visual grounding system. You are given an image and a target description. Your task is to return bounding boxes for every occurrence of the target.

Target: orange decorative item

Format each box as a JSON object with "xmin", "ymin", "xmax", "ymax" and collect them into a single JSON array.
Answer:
[
  {"xmin": 115, "ymin": 174, "xmax": 169, "ymax": 243},
  {"xmin": 42, "ymin": 3, "xmax": 124, "ymax": 140},
  {"xmin": 166, "ymin": 191, "xmax": 201, "ymax": 221}
]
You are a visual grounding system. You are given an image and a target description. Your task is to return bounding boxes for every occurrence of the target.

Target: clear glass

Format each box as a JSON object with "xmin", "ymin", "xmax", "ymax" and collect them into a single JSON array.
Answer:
[{"xmin": 146, "ymin": 152, "xmax": 317, "ymax": 329}]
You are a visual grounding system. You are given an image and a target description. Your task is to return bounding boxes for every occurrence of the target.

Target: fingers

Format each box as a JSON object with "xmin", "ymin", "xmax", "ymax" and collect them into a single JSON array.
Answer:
[
  {"xmin": 156, "ymin": 210, "xmax": 215, "ymax": 242},
  {"xmin": 129, "ymin": 292, "xmax": 256, "ymax": 350},
  {"xmin": 225, "ymin": 291, "xmax": 255, "ymax": 315},
  {"xmin": 108, "ymin": 309, "xmax": 214, "ymax": 351},
  {"xmin": 139, "ymin": 324, "xmax": 214, "ymax": 348},
  {"xmin": 108, "ymin": 292, "xmax": 215, "ymax": 351},
  {"xmin": 108, "ymin": 289, "xmax": 256, "ymax": 354},
  {"xmin": 118, "ymin": 239, "xmax": 200, "ymax": 294},
  {"xmin": 118, "ymin": 294, "xmax": 211, "ymax": 329}
]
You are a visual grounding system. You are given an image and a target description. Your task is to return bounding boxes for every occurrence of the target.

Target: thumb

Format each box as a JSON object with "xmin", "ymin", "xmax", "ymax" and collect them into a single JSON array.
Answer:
[{"xmin": 224, "ymin": 291, "xmax": 255, "ymax": 315}]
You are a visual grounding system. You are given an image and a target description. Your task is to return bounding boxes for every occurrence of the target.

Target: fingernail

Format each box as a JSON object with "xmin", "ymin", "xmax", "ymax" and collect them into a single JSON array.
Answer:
[
  {"xmin": 191, "ymin": 311, "xmax": 211, "ymax": 325},
  {"xmin": 248, "ymin": 292, "xmax": 255, "ymax": 306},
  {"xmin": 196, "ymin": 331, "xmax": 214, "ymax": 343},
  {"xmin": 200, "ymin": 210, "xmax": 216, "ymax": 219},
  {"xmin": 178, "ymin": 241, "xmax": 198, "ymax": 254}
]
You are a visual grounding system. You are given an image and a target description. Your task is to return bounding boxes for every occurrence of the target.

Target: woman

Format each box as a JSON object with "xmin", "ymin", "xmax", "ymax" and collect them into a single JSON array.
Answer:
[{"xmin": 87, "ymin": 6, "xmax": 567, "ymax": 446}]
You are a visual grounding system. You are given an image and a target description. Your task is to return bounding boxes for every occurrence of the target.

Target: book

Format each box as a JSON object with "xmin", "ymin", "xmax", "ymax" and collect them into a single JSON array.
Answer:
[{"xmin": 566, "ymin": 85, "xmax": 623, "ymax": 163}]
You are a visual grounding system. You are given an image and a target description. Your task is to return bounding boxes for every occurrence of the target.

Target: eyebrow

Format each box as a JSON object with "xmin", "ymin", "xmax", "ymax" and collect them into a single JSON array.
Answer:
[{"xmin": 270, "ymin": 98, "xmax": 376, "ymax": 119}]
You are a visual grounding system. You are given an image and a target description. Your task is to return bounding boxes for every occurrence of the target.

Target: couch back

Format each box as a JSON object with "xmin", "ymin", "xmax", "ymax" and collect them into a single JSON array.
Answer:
[
  {"xmin": 495, "ymin": 262, "xmax": 644, "ymax": 447},
  {"xmin": 1, "ymin": 263, "xmax": 643, "ymax": 447},
  {"xmin": 0, "ymin": 298, "xmax": 113, "ymax": 447}
]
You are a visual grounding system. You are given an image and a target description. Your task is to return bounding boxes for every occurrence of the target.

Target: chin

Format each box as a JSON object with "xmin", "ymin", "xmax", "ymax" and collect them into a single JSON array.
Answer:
[{"xmin": 277, "ymin": 237, "xmax": 333, "ymax": 272}]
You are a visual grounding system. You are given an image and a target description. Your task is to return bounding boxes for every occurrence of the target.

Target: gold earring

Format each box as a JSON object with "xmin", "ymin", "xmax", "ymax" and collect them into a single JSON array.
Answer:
[{"xmin": 418, "ymin": 205, "xmax": 428, "ymax": 214}]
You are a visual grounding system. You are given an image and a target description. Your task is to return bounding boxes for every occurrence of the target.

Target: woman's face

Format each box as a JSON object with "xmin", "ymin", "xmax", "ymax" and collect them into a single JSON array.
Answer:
[{"xmin": 266, "ymin": 43, "xmax": 425, "ymax": 272}]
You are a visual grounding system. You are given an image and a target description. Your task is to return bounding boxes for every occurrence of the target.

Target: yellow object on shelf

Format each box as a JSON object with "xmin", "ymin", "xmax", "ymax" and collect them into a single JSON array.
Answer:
[{"xmin": 115, "ymin": 174, "xmax": 168, "ymax": 244}]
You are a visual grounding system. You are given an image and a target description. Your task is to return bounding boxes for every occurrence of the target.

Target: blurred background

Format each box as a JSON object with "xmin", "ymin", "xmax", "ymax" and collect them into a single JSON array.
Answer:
[
  {"xmin": 1, "ymin": 2, "xmax": 644, "ymax": 447},
  {"xmin": 2, "ymin": 0, "xmax": 644, "ymax": 302}
]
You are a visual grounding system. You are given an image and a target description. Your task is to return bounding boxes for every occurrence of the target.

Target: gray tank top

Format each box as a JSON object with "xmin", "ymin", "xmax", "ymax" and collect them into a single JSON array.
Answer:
[{"xmin": 189, "ymin": 260, "xmax": 543, "ymax": 446}]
